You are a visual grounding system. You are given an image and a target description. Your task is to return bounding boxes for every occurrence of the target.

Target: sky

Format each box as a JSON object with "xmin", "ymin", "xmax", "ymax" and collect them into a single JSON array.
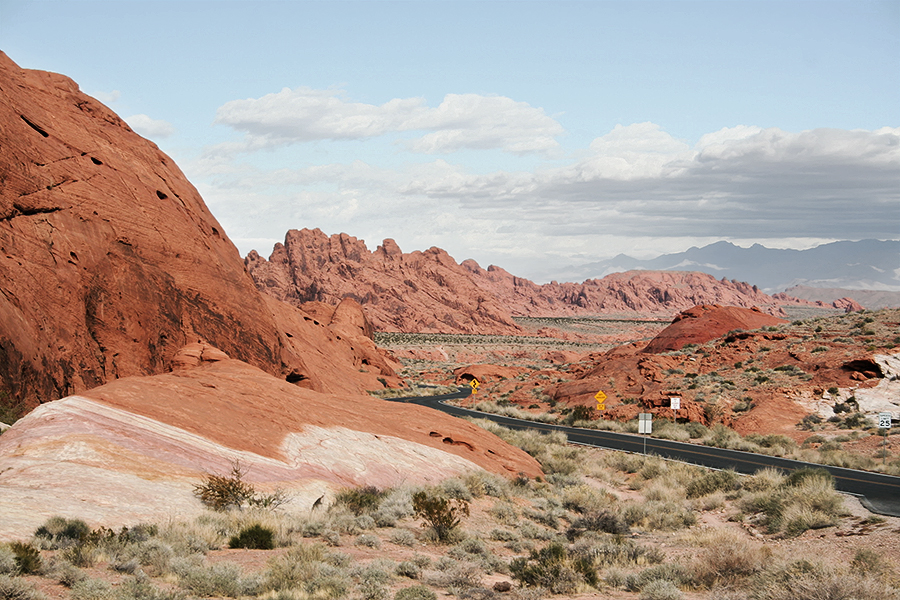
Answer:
[{"xmin": 1, "ymin": 0, "xmax": 898, "ymax": 282}]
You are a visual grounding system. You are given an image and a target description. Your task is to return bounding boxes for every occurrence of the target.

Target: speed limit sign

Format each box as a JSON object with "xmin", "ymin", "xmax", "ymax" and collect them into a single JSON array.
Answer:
[{"xmin": 878, "ymin": 412, "xmax": 892, "ymax": 429}]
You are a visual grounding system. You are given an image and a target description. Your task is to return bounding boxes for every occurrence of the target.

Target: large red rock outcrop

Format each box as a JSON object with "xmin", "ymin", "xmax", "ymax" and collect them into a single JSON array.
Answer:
[
  {"xmin": 0, "ymin": 347, "xmax": 542, "ymax": 540},
  {"xmin": 0, "ymin": 52, "xmax": 397, "ymax": 406},
  {"xmin": 642, "ymin": 304, "xmax": 786, "ymax": 354},
  {"xmin": 463, "ymin": 263, "xmax": 789, "ymax": 318},
  {"xmin": 246, "ymin": 229, "xmax": 524, "ymax": 335}
]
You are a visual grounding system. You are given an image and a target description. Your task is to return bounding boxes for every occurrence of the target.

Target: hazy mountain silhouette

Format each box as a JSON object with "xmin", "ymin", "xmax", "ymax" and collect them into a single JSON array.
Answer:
[{"xmin": 576, "ymin": 240, "xmax": 899, "ymax": 293}]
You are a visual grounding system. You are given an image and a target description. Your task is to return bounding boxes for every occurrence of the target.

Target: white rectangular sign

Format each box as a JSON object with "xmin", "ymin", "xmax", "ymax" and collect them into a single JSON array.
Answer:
[
  {"xmin": 670, "ymin": 396, "xmax": 681, "ymax": 410},
  {"xmin": 638, "ymin": 412, "xmax": 652, "ymax": 434},
  {"xmin": 878, "ymin": 412, "xmax": 892, "ymax": 429}
]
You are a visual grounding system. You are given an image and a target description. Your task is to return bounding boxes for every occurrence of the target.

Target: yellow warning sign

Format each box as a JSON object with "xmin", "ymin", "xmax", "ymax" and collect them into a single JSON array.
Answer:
[
  {"xmin": 597, "ymin": 404, "xmax": 606, "ymax": 411},
  {"xmin": 470, "ymin": 378, "xmax": 480, "ymax": 394},
  {"xmin": 595, "ymin": 390, "xmax": 607, "ymax": 411}
]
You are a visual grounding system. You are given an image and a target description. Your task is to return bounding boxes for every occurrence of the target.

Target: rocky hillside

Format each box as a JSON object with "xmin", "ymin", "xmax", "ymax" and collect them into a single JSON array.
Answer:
[
  {"xmin": 248, "ymin": 230, "xmax": 802, "ymax": 335},
  {"xmin": 0, "ymin": 52, "xmax": 398, "ymax": 407}
]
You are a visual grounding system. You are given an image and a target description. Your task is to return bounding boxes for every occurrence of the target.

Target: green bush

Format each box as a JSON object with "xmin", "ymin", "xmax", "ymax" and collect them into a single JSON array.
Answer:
[
  {"xmin": 10, "ymin": 542, "xmax": 41, "ymax": 575},
  {"xmin": 394, "ymin": 585, "xmax": 437, "ymax": 600},
  {"xmin": 412, "ymin": 490, "xmax": 469, "ymax": 543},
  {"xmin": 509, "ymin": 542, "xmax": 598, "ymax": 593},
  {"xmin": 686, "ymin": 470, "xmax": 740, "ymax": 498},
  {"xmin": 335, "ymin": 486, "xmax": 386, "ymax": 515},
  {"xmin": 34, "ymin": 516, "xmax": 90, "ymax": 549},
  {"xmin": 566, "ymin": 510, "xmax": 629, "ymax": 540},
  {"xmin": 228, "ymin": 524, "xmax": 275, "ymax": 550}
]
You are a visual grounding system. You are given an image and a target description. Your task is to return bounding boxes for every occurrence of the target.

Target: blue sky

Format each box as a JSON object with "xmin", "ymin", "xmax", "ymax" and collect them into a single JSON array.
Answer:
[{"xmin": 2, "ymin": 0, "xmax": 898, "ymax": 282}]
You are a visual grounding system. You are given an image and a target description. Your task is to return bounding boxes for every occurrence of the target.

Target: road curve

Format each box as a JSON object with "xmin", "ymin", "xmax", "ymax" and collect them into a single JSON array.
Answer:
[{"xmin": 386, "ymin": 388, "xmax": 900, "ymax": 517}]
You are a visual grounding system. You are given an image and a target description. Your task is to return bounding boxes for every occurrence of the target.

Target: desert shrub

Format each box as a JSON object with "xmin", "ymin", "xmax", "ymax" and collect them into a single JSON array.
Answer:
[
  {"xmin": 488, "ymin": 502, "xmax": 518, "ymax": 526},
  {"xmin": 0, "ymin": 547, "xmax": 16, "ymax": 576},
  {"xmin": 396, "ymin": 561, "xmax": 421, "ymax": 579},
  {"xmin": 571, "ymin": 537, "xmax": 664, "ymax": 569},
  {"xmin": 355, "ymin": 534, "xmax": 380, "ymax": 548},
  {"xmin": 440, "ymin": 478, "xmax": 473, "ymax": 501},
  {"xmin": 118, "ymin": 574, "xmax": 186, "ymax": 600},
  {"xmin": 9, "ymin": 543, "xmax": 41, "ymax": 575},
  {"xmin": 394, "ymin": 585, "xmax": 437, "ymax": 600},
  {"xmin": 739, "ymin": 467, "xmax": 844, "ymax": 536},
  {"xmin": 686, "ymin": 470, "xmax": 741, "ymax": 498},
  {"xmin": 193, "ymin": 461, "xmax": 257, "ymax": 511},
  {"xmin": 51, "ymin": 561, "xmax": 87, "ymax": 587},
  {"xmin": 626, "ymin": 563, "xmax": 693, "ymax": 591},
  {"xmin": 640, "ymin": 579, "xmax": 683, "ymax": 600},
  {"xmin": 389, "ymin": 529, "xmax": 416, "ymax": 546},
  {"xmin": 566, "ymin": 510, "xmax": 629, "ymax": 540},
  {"xmin": 560, "ymin": 484, "xmax": 614, "ymax": 514},
  {"xmin": 744, "ymin": 467, "xmax": 785, "ymax": 492},
  {"xmin": 623, "ymin": 501, "xmax": 696, "ymax": 531},
  {"xmin": 690, "ymin": 529, "xmax": 769, "ymax": 588},
  {"xmin": 263, "ymin": 543, "xmax": 329, "ymax": 592},
  {"xmin": 229, "ymin": 524, "xmax": 275, "ymax": 549},
  {"xmin": 509, "ymin": 542, "xmax": 598, "ymax": 593},
  {"xmin": 33, "ymin": 516, "xmax": 90, "ymax": 549},
  {"xmin": 0, "ymin": 574, "xmax": 47, "ymax": 600},
  {"xmin": 335, "ymin": 486, "xmax": 386, "ymax": 515},
  {"xmin": 412, "ymin": 490, "xmax": 469, "ymax": 543},
  {"xmin": 489, "ymin": 529, "xmax": 518, "ymax": 542},
  {"xmin": 785, "ymin": 467, "xmax": 833, "ymax": 487},
  {"xmin": 174, "ymin": 558, "xmax": 262, "ymax": 597},
  {"xmin": 70, "ymin": 578, "xmax": 115, "ymax": 600},
  {"xmin": 753, "ymin": 566, "xmax": 900, "ymax": 600}
]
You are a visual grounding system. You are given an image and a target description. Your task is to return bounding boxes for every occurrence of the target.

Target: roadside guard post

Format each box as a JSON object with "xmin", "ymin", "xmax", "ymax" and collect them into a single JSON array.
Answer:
[
  {"xmin": 879, "ymin": 412, "xmax": 892, "ymax": 465},
  {"xmin": 639, "ymin": 413, "xmax": 652, "ymax": 454}
]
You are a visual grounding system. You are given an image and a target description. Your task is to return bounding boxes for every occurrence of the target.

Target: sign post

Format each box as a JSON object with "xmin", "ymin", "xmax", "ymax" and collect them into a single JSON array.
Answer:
[
  {"xmin": 595, "ymin": 390, "xmax": 607, "ymax": 412},
  {"xmin": 470, "ymin": 378, "xmax": 480, "ymax": 395},
  {"xmin": 878, "ymin": 412, "xmax": 892, "ymax": 465},
  {"xmin": 639, "ymin": 413, "xmax": 652, "ymax": 455},
  {"xmin": 670, "ymin": 396, "xmax": 680, "ymax": 421}
]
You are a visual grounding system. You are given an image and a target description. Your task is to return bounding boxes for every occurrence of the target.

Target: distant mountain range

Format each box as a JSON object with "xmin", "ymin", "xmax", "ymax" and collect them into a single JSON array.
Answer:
[{"xmin": 576, "ymin": 240, "xmax": 900, "ymax": 294}]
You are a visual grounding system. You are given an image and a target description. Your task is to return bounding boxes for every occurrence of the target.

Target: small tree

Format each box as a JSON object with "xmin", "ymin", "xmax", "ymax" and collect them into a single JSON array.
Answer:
[{"xmin": 411, "ymin": 490, "xmax": 469, "ymax": 543}]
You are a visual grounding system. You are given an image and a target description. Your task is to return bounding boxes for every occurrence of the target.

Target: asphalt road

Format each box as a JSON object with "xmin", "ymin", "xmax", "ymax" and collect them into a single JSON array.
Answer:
[{"xmin": 387, "ymin": 388, "xmax": 900, "ymax": 517}]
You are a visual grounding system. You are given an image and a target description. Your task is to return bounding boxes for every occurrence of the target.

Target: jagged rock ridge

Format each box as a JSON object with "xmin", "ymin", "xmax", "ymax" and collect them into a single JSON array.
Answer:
[{"xmin": 248, "ymin": 229, "xmax": 797, "ymax": 334}]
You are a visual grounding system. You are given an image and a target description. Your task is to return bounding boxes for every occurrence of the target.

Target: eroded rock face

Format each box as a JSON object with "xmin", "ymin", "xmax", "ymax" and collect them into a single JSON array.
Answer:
[
  {"xmin": 0, "ymin": 352, "xmax": 542, "ymax": 540},
  {"xmin": 0, "ymin": 52, "xmax": 396, "ymax": 405},
  {"xmin": 246, "ymin": 230, "xmax": 524, "ymax": 335}
]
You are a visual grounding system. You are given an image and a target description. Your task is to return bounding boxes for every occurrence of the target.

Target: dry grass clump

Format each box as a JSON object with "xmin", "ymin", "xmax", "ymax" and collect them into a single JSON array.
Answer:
[
  {"xmin": 687, "ymin": 528, "xmax": 770, "ymax": 588},
  {"xmin": 739, "ymin": 468, "xmax": 847, "ymax": 536}
]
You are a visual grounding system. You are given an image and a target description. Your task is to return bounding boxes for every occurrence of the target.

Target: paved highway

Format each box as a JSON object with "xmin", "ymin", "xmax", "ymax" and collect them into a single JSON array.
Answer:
[{"xmin": 387, "ymin": 388, "xmax": 900, "ymax": 517}]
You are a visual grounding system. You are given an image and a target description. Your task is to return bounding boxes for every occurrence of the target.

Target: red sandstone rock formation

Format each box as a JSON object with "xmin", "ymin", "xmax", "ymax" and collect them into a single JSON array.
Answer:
[
  {"xmin": 249, "ymin": 230, "xmax": 794, "ymax": 335},
  {"xmin": 0, "ymin": 52, "xmax": 397, "ymax": 406},
  {"xmin": 642, "ymin": 304, "xmax": 786, "ymax": 354},
  {"xmin": 463, "ymin": 263, "xmax": 789, "ymax": 318},
  {"xmin": 833, "ymin": 297, "xmax": 865, "ymax": 313},
  {"xmin": 246, "ymin": 229, "xmax": 524, "ymax": 335}
]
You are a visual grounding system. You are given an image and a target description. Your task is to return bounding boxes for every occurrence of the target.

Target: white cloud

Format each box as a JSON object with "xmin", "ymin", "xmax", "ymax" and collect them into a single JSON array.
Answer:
[
  {"xmin": 125, "ymin": 114, "xmax": 175, "ymax": 139},
  {"xmin": 191, "ymin": 122, "xmax": 900, "ymax": 281},
  {"xmin": 214, "ymin": 88, "xmax": 562, "ymax": 154}
]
